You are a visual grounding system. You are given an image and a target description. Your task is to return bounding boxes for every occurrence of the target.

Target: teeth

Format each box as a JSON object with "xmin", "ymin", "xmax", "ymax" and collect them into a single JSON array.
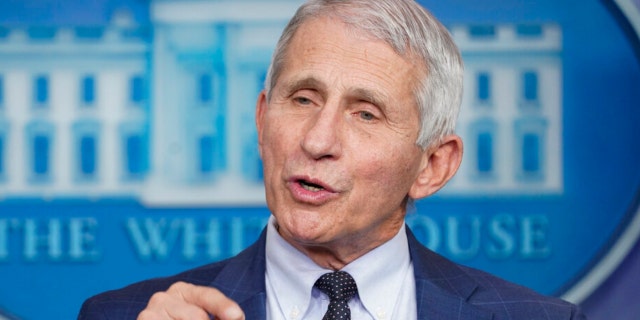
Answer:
[{"xmin": 301, "ymin": 181, "xmax": 323, "ymax": 192}]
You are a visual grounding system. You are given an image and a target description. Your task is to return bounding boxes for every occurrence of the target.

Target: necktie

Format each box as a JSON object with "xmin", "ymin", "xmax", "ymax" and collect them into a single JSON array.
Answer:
[{"xmin": 314, "ymin": 271, "xmax": 358, "ymax": 320}]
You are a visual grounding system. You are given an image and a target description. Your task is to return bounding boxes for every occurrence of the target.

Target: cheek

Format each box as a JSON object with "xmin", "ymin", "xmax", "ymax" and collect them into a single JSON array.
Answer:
[
  {"xmin": 260, "ymin": 119, "xmax": 303, "ymax": 183},
  {"xmin": 261, "ymin": 119, "xmax": 290, "ymax": 160},
  {"xmin": 259, "ymin": 127, "xmax": 283, "ymax": 179},
  {"xmin": 356, "ymin": 147, "xmax": 420, "ymax": 197}
]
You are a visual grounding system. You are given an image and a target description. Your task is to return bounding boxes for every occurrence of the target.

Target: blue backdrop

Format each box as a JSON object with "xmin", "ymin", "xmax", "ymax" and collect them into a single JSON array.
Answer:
[{"xmin": 0, "ymin": 0, "xmax": 639, "ymax": 319}]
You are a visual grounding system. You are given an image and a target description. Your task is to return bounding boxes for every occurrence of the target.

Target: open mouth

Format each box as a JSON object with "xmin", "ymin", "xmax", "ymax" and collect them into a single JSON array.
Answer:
[{"xmin": 299, "ymin": 180, "xmax": 325, "ymax": 192}]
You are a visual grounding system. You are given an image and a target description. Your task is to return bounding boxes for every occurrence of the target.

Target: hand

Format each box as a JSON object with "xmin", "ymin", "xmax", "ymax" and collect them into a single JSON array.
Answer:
[{"xmin": 137, "ymin": 281, "xmax": 245, "ymax": 320}]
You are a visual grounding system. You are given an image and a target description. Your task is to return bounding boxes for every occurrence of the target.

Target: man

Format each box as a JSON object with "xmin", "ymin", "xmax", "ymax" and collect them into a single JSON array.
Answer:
[{"xmin": 79, "ymin": 0, "xmax": 586, "ymax": 319}]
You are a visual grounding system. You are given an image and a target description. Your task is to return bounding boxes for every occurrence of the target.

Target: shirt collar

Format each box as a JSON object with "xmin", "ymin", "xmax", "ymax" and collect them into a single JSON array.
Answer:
[
  {"xmin": 265, "ymin": 215, "xmax": 412, "ymax": 319},
  {"xmin": 265, "ymin": 216, "xmax": 328, "ymax": 317},
  {"xmin": 341, "ymin": 223, "xmax": 412, "ymax": 318}
]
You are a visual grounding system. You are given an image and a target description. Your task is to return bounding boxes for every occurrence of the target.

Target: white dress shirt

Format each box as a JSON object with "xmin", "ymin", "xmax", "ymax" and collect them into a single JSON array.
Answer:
[{"xmin": 265, "ymin": 216, "xmax": 417, "ymax": 320}]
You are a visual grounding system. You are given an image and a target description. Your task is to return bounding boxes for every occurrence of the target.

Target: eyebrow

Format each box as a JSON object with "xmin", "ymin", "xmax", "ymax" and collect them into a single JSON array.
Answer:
[
  {"xmin": 350, "ymin": 87, "xmax": 388, "ymax": 111},
  {"xmin": 280, "ymin": 76, "xmax": 390, "ymax": 111},
  {"xmin": 281, "ymin": 76, "xmax": 327, "ymax": 96}
]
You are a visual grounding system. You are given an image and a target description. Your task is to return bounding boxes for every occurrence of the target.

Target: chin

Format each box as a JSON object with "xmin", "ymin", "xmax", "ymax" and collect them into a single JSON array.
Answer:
[{"xmin": 277, "ymin": 212, "xmax": 331, "ymax": 242}]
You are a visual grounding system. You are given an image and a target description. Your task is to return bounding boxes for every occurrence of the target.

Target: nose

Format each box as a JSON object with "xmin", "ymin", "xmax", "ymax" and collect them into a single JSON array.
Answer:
[{"xmin": 300, "ymin": 103, "xmax": 343, "ymax": 160}]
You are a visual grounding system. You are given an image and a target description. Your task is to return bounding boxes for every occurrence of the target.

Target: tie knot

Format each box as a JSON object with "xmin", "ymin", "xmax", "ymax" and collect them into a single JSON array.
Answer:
[{"xmin": 314, "ymin": 271, "xmax": 358, "ymax": 302}]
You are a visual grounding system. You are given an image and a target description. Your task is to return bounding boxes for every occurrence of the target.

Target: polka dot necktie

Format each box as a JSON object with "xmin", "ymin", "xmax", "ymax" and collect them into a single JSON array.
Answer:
[{"xmin": 314, "ymin": 271, "xmax": 358, "ymax": 320}]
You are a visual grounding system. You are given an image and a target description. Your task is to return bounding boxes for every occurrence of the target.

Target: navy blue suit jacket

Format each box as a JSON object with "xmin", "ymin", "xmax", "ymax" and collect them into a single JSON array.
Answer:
[{"xmin": 79, "ymin": 227, "xmax": 586, "ymax": 319}]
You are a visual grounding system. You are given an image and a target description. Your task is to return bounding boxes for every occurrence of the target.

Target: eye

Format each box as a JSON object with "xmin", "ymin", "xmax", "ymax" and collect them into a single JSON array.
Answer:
[
  {"xmin": 358, "ymin": 110, "xmax": 376, "ymax": 121},
  {"xmin": 293, "ymin": 96, "xmax": 313, "ymax": 106}
]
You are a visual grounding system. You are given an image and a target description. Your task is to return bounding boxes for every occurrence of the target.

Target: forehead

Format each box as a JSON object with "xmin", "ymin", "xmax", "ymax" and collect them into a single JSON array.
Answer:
[{"xmin": 279, "ymin": 16, "xmax": 421, "ymax": 106}]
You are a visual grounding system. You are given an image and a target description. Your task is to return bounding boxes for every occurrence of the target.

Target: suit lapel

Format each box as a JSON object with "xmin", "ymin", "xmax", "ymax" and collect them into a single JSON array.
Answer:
[
  {"xmin": 209, "ymin": 228, "xmax": 269, "ymax": 319},
  {"xmin": 238, "ymin": 292, "xmax": 267, "ymax": 320},
  {"xmin": 407, "ymin": 227, "xmax": 493, "ymax": 320},
  {"xmin": 203, "ymin": 226, "xmax": 494, "ymax": 319}
]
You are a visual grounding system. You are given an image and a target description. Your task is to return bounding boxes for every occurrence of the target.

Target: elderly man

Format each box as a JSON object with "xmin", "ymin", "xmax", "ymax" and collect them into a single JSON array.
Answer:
[{"xmin": 79, "ymin": 0, "xmax": 586, "ymax": 319}]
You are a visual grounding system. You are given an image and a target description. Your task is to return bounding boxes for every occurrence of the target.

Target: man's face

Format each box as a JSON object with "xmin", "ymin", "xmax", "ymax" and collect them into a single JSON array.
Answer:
[{"xmin": 256, "ymin": 16, "xmax": 429, "ymax": 261}]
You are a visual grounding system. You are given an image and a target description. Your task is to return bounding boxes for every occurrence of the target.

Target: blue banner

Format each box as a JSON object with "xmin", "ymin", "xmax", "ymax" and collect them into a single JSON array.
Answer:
[{"xmin": 0, "ymin": 0, "xmax": 639, "ymax": 319}]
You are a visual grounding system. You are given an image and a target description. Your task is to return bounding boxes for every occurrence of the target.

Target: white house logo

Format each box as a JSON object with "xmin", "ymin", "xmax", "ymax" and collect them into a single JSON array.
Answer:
[
  {"xmin": 0, "ymin": 0, "xmax": 639, "ymax": 319},
  {"xmin": 0, "ymin": 13, "xmax": 562, "ymax": 203}
]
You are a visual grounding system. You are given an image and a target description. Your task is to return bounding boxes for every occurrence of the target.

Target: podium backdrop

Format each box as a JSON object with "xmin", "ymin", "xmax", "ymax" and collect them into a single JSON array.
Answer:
[{"xmin": 0, "ymin": 0, "xmax": 639, "ymax": 319}]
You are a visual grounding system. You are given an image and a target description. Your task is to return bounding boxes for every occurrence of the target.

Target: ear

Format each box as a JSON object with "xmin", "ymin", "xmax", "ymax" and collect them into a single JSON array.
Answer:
[
  {"xmin": 408, "ymin": 135, "xmax": 463, "ymax": 199},
  {"xmin": 255, "ymin": 90, "xmax": 268, "ymax": 158}
]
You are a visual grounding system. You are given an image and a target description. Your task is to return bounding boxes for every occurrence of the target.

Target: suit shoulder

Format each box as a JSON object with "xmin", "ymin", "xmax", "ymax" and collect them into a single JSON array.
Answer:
[
  {"xmin": 458, "ymin": 264, "xmax": 587, "ymax": 319},
  {"xmin": 406, "ymin": 227, "xmax": 586, "ymax": 319},
  {"xmin": 77, "ymin": 259, "xmax": 231, "ymax": 319},
  {"xmin": 78, "ymin": 229, "xmax": 267, "ymax": 319}
]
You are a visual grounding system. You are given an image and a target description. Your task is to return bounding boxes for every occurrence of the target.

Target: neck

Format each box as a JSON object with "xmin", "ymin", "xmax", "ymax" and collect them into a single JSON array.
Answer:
[{"xmin": 278, "ymin": 219, "xmax": 404, "ymax": 270}]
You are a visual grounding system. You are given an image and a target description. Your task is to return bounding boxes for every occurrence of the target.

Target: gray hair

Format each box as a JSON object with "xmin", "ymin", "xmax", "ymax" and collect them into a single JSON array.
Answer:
[{"xmin": 264, "ymin": 0, "xmax": 463, "ymax": 149}]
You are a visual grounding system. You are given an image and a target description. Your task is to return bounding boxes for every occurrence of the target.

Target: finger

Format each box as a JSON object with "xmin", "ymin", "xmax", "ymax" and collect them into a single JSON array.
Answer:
[
  {"xmin": 139, "ymin": 290, "xmax": 210, "ymax": 320},
  {"xmin": 168, "ymin": 282, "xmax": 245, "ymax": 320}
]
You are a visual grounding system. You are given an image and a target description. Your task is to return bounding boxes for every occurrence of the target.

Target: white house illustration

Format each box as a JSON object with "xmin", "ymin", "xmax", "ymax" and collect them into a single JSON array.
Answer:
[
  {"xmin": 0, "ymin": 0, "xmax": 563, "ymax": 205},
  {"xmin": 444, "ymin": 23, "xmax": 563, "ymax": 195},
  {"xmin": 0, "ymin": 10, "xmax": 151, "ymax": 199}
]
